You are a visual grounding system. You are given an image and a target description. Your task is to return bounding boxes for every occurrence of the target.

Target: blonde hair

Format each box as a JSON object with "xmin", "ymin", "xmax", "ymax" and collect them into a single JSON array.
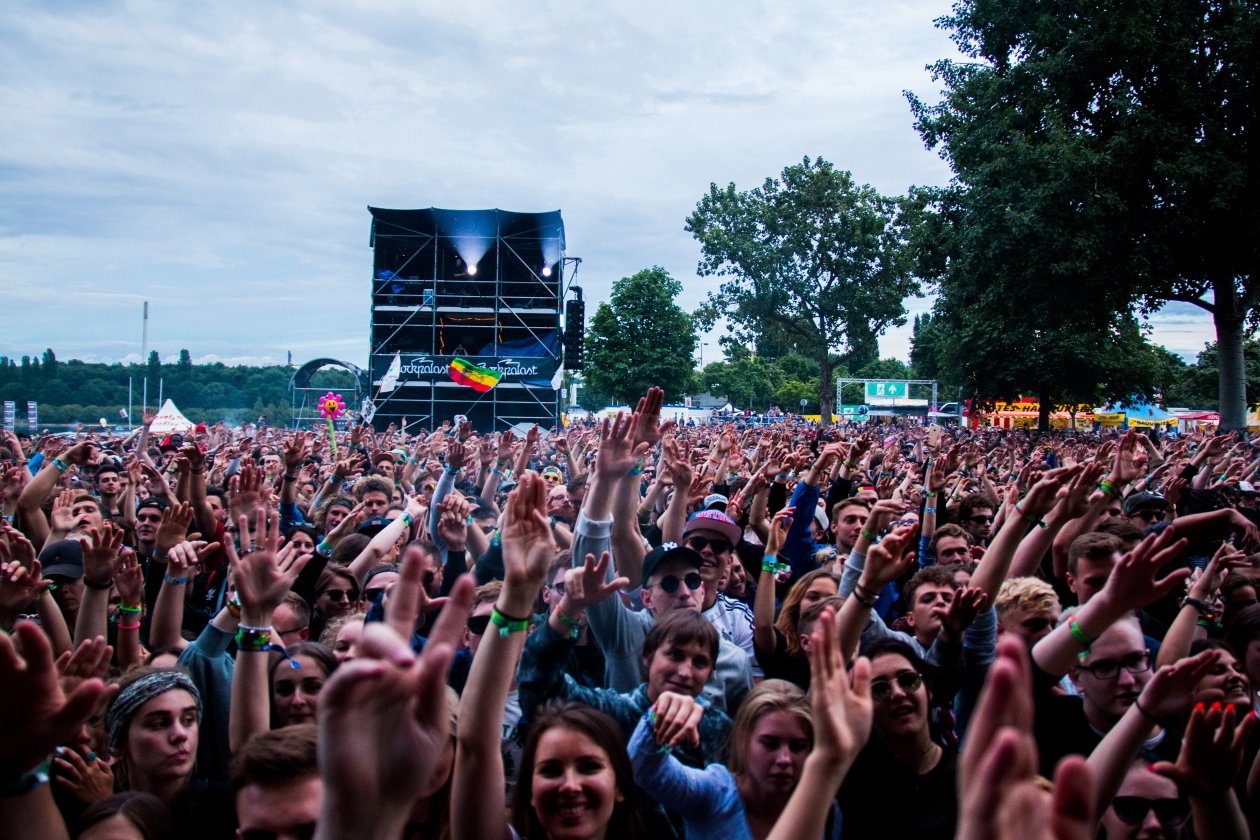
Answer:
[
  {"xmin": 994, "ymin": 577, "xmax": 1059, "ymax": 622},
  {"xmin": 775, "ymin": 569, "xmax": 840, "ymax": 655},
  {"xmin": 727, "ymin": 680, "xmax": 812, "ymax": 779}
]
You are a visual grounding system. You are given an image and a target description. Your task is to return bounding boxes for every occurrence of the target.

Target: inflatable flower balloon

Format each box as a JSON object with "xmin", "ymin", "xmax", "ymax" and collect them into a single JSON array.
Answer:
[{"xmin": 318, "ymin": 392, "xmax": 346, "ymax": 458}]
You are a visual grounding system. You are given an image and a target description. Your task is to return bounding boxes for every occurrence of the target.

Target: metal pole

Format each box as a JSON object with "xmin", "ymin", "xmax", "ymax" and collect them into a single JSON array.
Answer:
[
  {"xmin": 128, "ymin": 378, "xmax": 133, "ymax": 430},
  {"xmin": 141, "ymin": 301, "xmax": 149, "ymax": 413},
  {"xmin": 158, "ymin": 378, "xmax": 163, "ymax": 407}
]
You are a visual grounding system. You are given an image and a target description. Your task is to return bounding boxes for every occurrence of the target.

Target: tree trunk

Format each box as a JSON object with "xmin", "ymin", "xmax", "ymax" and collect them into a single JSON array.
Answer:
[
  {"xmin": 1215, "ymin": 297, "xmax": 1248, "ymax": 430},
  {"xmin": 1038, "ymin": 391, "xmax": 1051, "ymax": 432},
  {"xmin": 818, "ymin": 358, "xmax": 835, "ymax": 426}
]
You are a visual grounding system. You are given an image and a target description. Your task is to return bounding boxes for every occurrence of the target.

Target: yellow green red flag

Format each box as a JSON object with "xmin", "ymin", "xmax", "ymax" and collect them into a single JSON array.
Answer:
[{"xmin": 447, "ymin": 358, "xmax": 502, "ymax": 392}]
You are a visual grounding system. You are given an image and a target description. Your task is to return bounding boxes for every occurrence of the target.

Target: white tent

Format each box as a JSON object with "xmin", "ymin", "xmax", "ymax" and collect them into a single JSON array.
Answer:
[{"xmin": 148, "ymin": 399, "xmax": 195, "ymax": 435}]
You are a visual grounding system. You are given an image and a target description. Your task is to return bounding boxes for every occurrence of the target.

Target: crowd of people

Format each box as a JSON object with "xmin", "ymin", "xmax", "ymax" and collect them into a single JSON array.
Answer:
[{"xmin": 2, "ymin": 386, "xmax": 1260, "ymax": 839}]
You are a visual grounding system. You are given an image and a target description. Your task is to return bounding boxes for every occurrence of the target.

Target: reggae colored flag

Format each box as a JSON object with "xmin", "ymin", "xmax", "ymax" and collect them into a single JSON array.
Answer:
[{"xmin": 447, "ymin": 358, "xmax": 502, "ymax": 393}]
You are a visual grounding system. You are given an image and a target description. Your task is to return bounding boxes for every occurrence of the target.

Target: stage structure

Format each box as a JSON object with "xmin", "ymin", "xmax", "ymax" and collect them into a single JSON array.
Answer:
[{"xmin": 365, "ymin": 207, "xmax": 575, "ymax": 432}]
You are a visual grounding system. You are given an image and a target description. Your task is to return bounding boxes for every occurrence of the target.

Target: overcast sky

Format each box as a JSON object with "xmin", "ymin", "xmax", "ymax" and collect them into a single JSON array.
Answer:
[{"xmin": 0, "ymin": 0, "xmax": 1217, "ymax": 370}]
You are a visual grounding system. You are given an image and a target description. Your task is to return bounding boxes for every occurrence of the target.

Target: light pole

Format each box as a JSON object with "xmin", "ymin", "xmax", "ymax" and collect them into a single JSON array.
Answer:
[{"xmin": 699, "ymin": 342, "xmax": 709, "ymax": 367}]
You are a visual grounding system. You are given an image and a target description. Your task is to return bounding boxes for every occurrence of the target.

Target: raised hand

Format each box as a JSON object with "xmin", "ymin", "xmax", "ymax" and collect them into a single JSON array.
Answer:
[
  {"xmin": 0, "ymin": 559, "xmax": 47, "ymax": 615},
  {"xmin": 764, "ymin": 508, "xmax": 793, "ymax": 559},
  {"xmin": 559, "ymin": 552, "xmax": 629, "ymax": 613},
  {"xmin": 318, "ymin": 576, "xmax": 474, "ymax": 836},
  {"xmin": 632, "ymin": 386, "xmax": 675, "ymax": 448},
  {"xmin": 79, "ymin": 523, "xmax": 124, "ymax": 586},
  {"xmin": 940, "ymin": 586, "xmax": 990, "ymax": 640},
  {"xmin": 1095, "ymin": 526, "xmax": 1191, "ymax": 615},
  {"xmin": 805, "ymin": 607, "xmax": 872, "ymax": 767},
  {"xmin": 1139, "ymin": 648, "xmax": 1223, "ymax": 720},
  {"xmin": 49, "ymin": 489, "xmax": 78, "ymax": 535},
  {"xmin": 283, "ymin": 431, "xmax": 311, "ymax": 472},
  {"xmin": 52, "ymin": 744, "xmax": 113, "ymax": 805},
  {"xmin": 596, "ymin": 412, "xmax": 648, "ymax": 478},
  {"xmin": 55, "ymin": 636, "xmax": 113, "ymax": 697},
  {"xmin": 500, "ymin": 472, "xmax": 557, "ymax": 587},
  {"xmin": 155, "ymin": 501, "xmax": 194, "ymax": 553},
  {"xmin": 861, "ymin": 522, "xmax": 919, "ymax": 589},
  {"xmin": 114, "ymin": 550, "xmax": 143, "ymax": 607},
  {"xmin": 1150, "ymin": 703, "xmax": 1256, "ymax": 798},
  {"xmin": 227, "ymin": 506, "xmax": 311, "ymax": 625},
  {"xmin": 0, "ymin": 623, "xmax": 116, "ymax": 778},
  {"xmin": 228, "ymin": 463, "xmax": 265, "ymax": 521},
  {"xmin": 436, "ymin": 494, "xmax": 470, "ymax": 551},
  {"xmin": 651, "ymin": 691, "xmax": 704, "ymax": 749},
  {"xmin": 446, "ymin": 440, "xmax": 467, "ymax": 471}
]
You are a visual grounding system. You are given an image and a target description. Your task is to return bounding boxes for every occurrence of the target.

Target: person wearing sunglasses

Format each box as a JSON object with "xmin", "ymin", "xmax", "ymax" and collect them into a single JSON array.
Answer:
[
  {"xmin": 1123, "ymin": 490, "xmax": 1171, "ymax": 531},
  {"xmin": 956, "ymin": 495, "xmax": 996, "ymax": 547},
  {"xmin": 1099, "ymin": 761, "xmax": 1189, "ymax": 840},
  {"xmin": 683, "ymin": 511, "xmax": 758, "ymax": 673},
  {"xmin": 311, "ymin": 565, "xmax": 359, "ymax": 643},
  {"xmin": 838, "ymin": 637, "xmax": 958, "ymax": 839}
]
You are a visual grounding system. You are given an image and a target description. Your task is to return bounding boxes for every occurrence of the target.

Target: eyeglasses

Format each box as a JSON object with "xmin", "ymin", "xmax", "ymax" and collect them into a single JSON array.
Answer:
[
  {"xmin": 870, "ymin": 670, "xmax": 923, "ymax": 701},
  {"xmin": 968, "ymin": 515, "xmax": 995, "ymax": 524},
  {"xmin": 542, "ymin": 473, "xmax": 563, "ymax": 484},
  {"xmin": 686, "ymin": 536, "xmax": 732, "ymax": 555},
  {"xmin": 1132, "ymin": 509, "xmax": 1164, "ymax": 522},
  {"xmin": 1111, "ymin": 796, "xmax": 1189, "ymax": 826},
  {"xmin": 467, "ymin": 614, "xmax": 492, "ymax": 635},
  {"xmin": 363, "ymin": 587, "xmax": 386, "ymax": 604},
  {"xmin": 550, "ymin": 580, "xmax": 565, "ymax": 593},
  {"xmin": 321, "ymin": 589, "xmax": 358, "ymax": 602},
  {"xmin": 1079, "ymin": 651, "xmax": 1151, "ymax": 680},
  {"xmin": 651, "ymin": 572, "xmax": 703, "ymax": 594}
]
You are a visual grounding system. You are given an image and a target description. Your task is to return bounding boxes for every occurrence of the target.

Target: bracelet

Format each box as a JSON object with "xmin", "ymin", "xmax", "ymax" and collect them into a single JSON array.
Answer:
[
  {"xmin": 761, "ymin": 556, "xmax": 790, "ymax": 575},
  {"xmin": 443, "ymin": 464, "xmax": 460, "ymax": 476},
  {"xmin": 1133, "ymin": 698, "xmax": 1161, "ymax": 725},
  {"xmin": 854, "ymin": 582, "xmax": 880, "ymax": 600},
  {"xmin": 924, "ymin": 490, "xmax": 938, "ymax": 498},
  {"xmin": 489, "ymin": 607, "xmax": 530, "ymax": 637},
  {"xmin": 164, "ymin": 575, "xmax": 189, "ymax": 586},
  {"xmin": 116, "ymin": 620, "xmax": 142, "ymax": 631},
  {"xmin": 399, "ymin": 511, "xmax": 415, "ymax": 528},
  {"xmin": 0, "ymin": 755, "xmax": 52, "ymax": 797},
  {"xmin": 51, "ymin": 458, "xmax": 68, "ymax": 472},
  {"xmin": 1068, "ymin": 618, "xmax": 1094, "ymax": 650},
  {"xmin": 282, "ymin": 474, "xmax": 297, "ymax": 482},
  {"xmin": 235, "ymin": 626, "xmax": 272, "ymax": 651},
  {"xmin": 83, "ymin": 577, "xmax": 113, "ymax": 591},
  {"xmin": 627, "ymin": 458, "xmax": 644, "ymax": 477},
  {"xmin": 225, "ymin": 596, "xmax": 242, "ymax": 618},
  {"xmin": 1097, "ymin": 479, "xmax": 1119, "ymax": 498},
  {"xmin": 553, "ymin": 607, "xmax": 581, "ymax": 639},
  {"xmin": 117, "ymin": 603, "xmax": 143, "ymax": 615},
  {"xmin": 924, "ymin": 506, "xmax": 937, "ymax": 514},
  {"xmin": 316, "ymin": 539, "xmax": 333, "ymax": 555},
  {"xmin": 860, "ymin": 528, "xmax": 877, "ymax": 541},
  {"xmin": 851, "ymin": 587, "xmax": 877, "ymax": 607},
  {"xmin": 1014, "ymin": 502, "xmax": 1046, "ymax": 528}
]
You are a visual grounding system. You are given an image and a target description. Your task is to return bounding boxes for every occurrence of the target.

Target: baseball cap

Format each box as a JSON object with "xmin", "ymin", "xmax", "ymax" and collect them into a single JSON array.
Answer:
[
  {"xmin": 641, "ymin": 543, "xmax": 704, "ymax": 586},
  {"xmin": 1123, "ymin": 491, "xmax": 1169, "ymax": 516},
  {"xmin": 357, "ymin": 516, "xmax": 393, "ymax": 538},
  {"xmin": 682, "ymin": 510, "xmax": 742, "ymax": 546},
  {"xmin": 38, "ymin": 540, "xmax": 84, "ymax": 580},
  {"xmin": 703, "ymin": 493, "xmax": 728, "ymax": 511}
]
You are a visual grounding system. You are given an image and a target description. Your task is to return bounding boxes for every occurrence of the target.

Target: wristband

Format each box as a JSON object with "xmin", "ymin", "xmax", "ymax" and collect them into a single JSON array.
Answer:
[
  {"xmin": 1133, "ymin": 698, "xmax": 1161, "ymax": 725},
  {"xmin": 151, "ymin": 547, "xmax": 164, "ymax": 562},
  {"xmin": 226, "ymin": 596, "xmax": 242, "ymax": 619},
  {"xmin": 1068, "ymin": 618, "xmax": 1093, "ymax": 649},
  {"xmin": 51, "ymin": 458, "xmax": 68, "ymax": 472},
  {"xmin": 1097, "ymin": 479, "xmax": 1119, "ymax": 498},
  {"xmin": 316, "ymin": 539, "xmax": 333, "ymax": 556},
  {"xmin": 627, "ymin": 458, "xmax": 644, "ymax": 477},
  {"xmin": 1014, "ymin": 502, "xmax": 1046, "ymax": 528},
  {"xmin": 0, "ymin": 755, "xmax": 52, "ymax": 797},
  {"xmin": 490, "ymin": 607, "xmax": 530, "ymax": 637},
  {"xmin": 163, "ymin": 575, "xmax": 189, "ymax": 586},
  {"xmin": 116, "ymin": 620, "xmax": 142, "ymax": 631},
  {"xmin": 235, "ymin": 625, "xmax": 272, "ymax": 651},
  {"xmin": 860, "ymin": 528, "xmax": 877, "ymax": 541},
  {"xmin": 923, "ymin": 507, "xmax": 937, "ymax": 514},
  {"xmin": 117, "ymin": 603, "xmax": 143, "ymax": 615},
  {"xmin": 399, "ymin": 511, "xmax": 415, "ymax": 528},
  {"xmin": 553, "ymin": 607, "xmax": 581, "ymax": 639},
  {"xmin": 443, "ymin": 464, "xmax": 460, "ymax": 476},
  {"xmin": 83, "ymin": 577, "xmax": 113, "ymax": 591},
  {"xmin": 761, "ymin": 556, "xmax": 790, "ymax": 575},
  {"xmin": 282, "ymin": 474, "xmax": 296, "ymax": 482},
  {"xmin": 924, "ymin": 491, "xmax": 937, "ymax": 498}
]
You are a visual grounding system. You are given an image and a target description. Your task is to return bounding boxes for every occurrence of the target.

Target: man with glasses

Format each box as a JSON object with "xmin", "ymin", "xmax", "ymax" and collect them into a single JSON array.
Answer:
[
  {"xmin": 1123, "ymin": 491, "xmax": 1171, "ymax": 531},
  {"xmin": 956, "ymin": 495, "xmax": 996, "ymax": 547},
  {"xmin": 682, "ymin": 510, "xmax": 757, "ymax": 673},
  {"xmin": 583, "ymin": 542, "xmax": 751, "ymax": 713}
]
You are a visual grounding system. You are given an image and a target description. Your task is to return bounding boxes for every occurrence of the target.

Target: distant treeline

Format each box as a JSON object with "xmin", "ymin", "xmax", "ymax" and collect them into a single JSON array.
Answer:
[{"xmin": 0, "ymin": 349, "xmax": 356, "ymax": 426}]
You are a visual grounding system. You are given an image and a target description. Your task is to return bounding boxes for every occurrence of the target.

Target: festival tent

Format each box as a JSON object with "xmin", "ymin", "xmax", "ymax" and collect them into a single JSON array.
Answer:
[
  {"xmin": 148, "ymin": 400, "xmax": 195, "ymax": 435},
  {"xmin": 1091, "ymin": 403, "xmax": 1177, "ymax": 429}
]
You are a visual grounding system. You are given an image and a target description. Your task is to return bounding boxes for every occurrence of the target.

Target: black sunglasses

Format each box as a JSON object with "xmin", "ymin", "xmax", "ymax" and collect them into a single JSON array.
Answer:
[
  {"xmin": 870, "ymin": 670, "xmax": 923, "ymax": 701},
  {"xmin": 968, "ymin": 515, "xmax": 995, "ymax": 524},
  {"xmin": 363, "ymin": 587, "xmax": 387, "ymax": 604},
  {"xmin": 687, "ymin": 536, "xmax": 732, "ymax": 555},
  {"xmin": 321, "ymin": 588, "xmax": 358, "ymax": 602},
  {"xmin": 1133, "ymin": 509, "xmax": 1164, "ymax": 522},
  {"xmin": 1111, "ymin": 796, "xmax": 1188, "ymax": 826},
  {"xmin": 467, "ymin": 614, "xmax": 492, "ymax": 635},
  {"xmin": 652, "ymin": 572, "xmax": 703, "ymax": 594}
]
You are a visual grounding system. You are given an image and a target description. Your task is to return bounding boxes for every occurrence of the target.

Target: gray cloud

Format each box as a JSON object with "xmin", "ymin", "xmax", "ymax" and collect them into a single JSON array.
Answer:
[{"xmin": 0, "ymin": 1, "xmax": 1217, "ymax": 367}]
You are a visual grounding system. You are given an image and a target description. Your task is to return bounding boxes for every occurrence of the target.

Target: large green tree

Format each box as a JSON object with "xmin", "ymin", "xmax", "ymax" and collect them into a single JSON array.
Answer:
[
  {"xmin": 687, "ymin": 157, "xmax": 919, "ymax": 423},
  {"xmin": 583, "ymin": 267, "xmax": 697, "ymax": 404},
  {"xmin": 910, "ymin": 0, "xmax": 1260, "ymax": 428}
]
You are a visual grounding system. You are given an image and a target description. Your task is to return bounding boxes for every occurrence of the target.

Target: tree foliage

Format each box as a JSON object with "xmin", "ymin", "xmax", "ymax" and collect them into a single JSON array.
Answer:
[
  {"xmin": 583, "ymin": 267, "xmax": 697, "ymax": 405},
  {"xmin": 687, "ymin": 157, "xmax": 919, "ymax": 423},
  {"xmin": 909, "ymin": 0, "xmax": 1260, "ymax": 428}
]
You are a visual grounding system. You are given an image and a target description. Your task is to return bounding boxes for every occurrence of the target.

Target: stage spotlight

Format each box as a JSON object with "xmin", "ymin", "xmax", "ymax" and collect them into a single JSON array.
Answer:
[
  {"xmin": 467, "ymin": 264, "xmax": 478, "ymax": 276},
  {"xmin": 541, "ymin": 265, "xmax": 552, "ymax": 277}
]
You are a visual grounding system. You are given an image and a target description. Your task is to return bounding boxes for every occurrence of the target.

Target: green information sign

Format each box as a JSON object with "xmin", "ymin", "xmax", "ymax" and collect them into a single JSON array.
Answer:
[{"xmin": 864, "ymin": 381, "xmax": 907, "ymax": 399}]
